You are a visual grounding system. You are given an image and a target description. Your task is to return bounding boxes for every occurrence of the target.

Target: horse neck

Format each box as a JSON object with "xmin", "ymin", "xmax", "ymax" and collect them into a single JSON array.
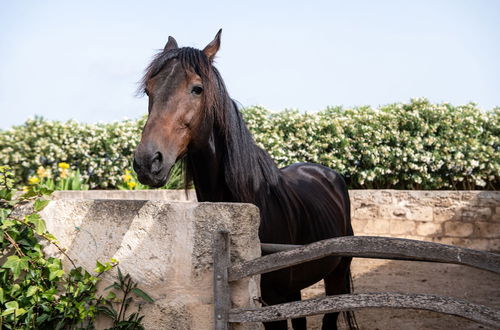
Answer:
[
  {"xmin": 187, "ymin": 100, "xmax": 281, "ymax": 205},
  {"xmin": 186, "ymin": 131, "xmax": 232, "ymax": 202}
]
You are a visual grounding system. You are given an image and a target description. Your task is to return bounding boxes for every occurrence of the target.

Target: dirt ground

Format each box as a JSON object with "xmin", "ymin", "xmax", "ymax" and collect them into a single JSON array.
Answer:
[{"xmin": 296, "ymin": 258, "xmax": 500, "ymax": 330}]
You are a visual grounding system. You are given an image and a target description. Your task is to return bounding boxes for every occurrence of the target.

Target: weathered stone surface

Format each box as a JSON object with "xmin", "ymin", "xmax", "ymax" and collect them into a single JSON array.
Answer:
[
  {"xmin": 432, "ymin": 237, "xmax": 493, "ymax": 251},
  {"xmin": 461, "ymin": 207, "xmax": 492, "ymax": 222},
  {"xmin": 351, "ymin": 219, "xmax": 367, "ymax": 234},
  {"xmin": 444, "ymin": 222, "xmax": 474, "ymax": 238},
  {"xmin": 53, "ymin": 190, "xmax": 196, "ymax": 201},
  {"xmin": 433, "ymin": 207, "xmax": 459, "ymax": 223},
  {"xmin": 389, "ymin": 220, "xmax": 416, "ymax": 235},
  {"xmin": 474, "ymin": 222, "xmax": 500, "ymax": 238},
  {"xmin": 416, "ymin": 222, "xmax": 442, "ymax": 236},
  {"xmin": 379, "ymin": 205, "xmax": 433, "ymax": 222},
  {"xmin": 40, "ymin": 200, "xmax": 262, "ymax": 330},
  {"xmin": 363, "ymin": 220, "xmax": 390, "ymax": 235},
  {"xmin": 353, "ymin": 205, "xmax": 379, "ymax": 220}
]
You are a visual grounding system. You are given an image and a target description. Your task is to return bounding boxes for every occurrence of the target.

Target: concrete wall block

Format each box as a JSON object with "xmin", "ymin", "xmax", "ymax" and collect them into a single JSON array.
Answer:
[
  {"xmin": 389, "ymin": 219, "xmax": 416, "ymax": 235},
  {"xmin": 443, "ymin": 221, "xmax": 474, "ymax": 237},
  {"xmin": 40, "ymin": 200, "xmax": 262, "ymax": 330},
  {"xmin": 416, "ymin": 222, "xmax": 442, "ymax": 237}
]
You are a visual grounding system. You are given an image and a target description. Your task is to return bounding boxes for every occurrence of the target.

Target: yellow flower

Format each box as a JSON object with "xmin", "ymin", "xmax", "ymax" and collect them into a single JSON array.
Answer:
[
  {"xmin": 60, "ymin": 169, "xmax": 69, "ymax": 179},
  {"xmin": 58, "ymin": 162, "xmax": 70, "ymax": 169},
  {"xmin": 36, "ymin": 166, "xmax": 48, "ymax": 178},
  {"xmin": 127, "ymin": 181, "xmax": 137, "ymax": 189},
  {"xmin": 28, "ymin": 176, "xmax": 40, "ymax": 185},
  {"xmin": 22, "ymin": 186, "xmax": 29, "ymax": 192},
  {"xmin": 122, "ymin": 174, "xmax": 132, "ymax": 182}
]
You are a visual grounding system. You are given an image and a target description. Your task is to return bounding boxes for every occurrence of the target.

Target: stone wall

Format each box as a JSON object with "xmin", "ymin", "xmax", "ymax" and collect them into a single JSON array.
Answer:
[
  {"xmin": 351, "ymin": 190, "xmax": 500, "ymax": 251},
  {"xmin": 40, "ymin": 200, "xmax": 262, "ymax": 330},
  {"xmin": 54, "ymin": 189, "xmax": 500, "ymax": 251}
]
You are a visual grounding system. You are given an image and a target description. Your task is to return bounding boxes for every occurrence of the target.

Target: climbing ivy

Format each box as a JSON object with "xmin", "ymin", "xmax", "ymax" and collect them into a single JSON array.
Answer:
[{"xmin": 0, "ymin": 165, "xmax": 152, "ymax": 329}]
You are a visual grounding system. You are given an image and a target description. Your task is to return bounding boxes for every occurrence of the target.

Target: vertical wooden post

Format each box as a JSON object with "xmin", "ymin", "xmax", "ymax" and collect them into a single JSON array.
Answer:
[{"xmin": 213, "ymin": 230, "xmax": 231, "ymax": 330}]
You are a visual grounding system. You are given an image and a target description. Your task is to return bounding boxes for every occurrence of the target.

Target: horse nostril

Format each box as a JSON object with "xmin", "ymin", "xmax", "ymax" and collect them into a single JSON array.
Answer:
[{"xmin": 151, "ymin": 152, "xmax": 163, "ymax": 175}]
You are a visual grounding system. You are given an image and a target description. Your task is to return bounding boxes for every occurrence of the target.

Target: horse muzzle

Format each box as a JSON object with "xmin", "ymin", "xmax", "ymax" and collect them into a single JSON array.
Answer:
[{"xmin": 133, "ymin": 149, "xmax": 172, "ymax": 188}]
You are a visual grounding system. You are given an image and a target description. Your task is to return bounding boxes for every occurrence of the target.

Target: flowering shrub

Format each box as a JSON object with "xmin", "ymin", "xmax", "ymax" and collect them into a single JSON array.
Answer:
[{"xmin": 0, "ymin": 99, "xmax": 498, "ymax": 190}]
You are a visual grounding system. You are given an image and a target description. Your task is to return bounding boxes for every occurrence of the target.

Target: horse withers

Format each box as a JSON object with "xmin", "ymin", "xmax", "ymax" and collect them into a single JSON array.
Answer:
[{"xmin": 133, "ymin": 30, "xmax": 357, "ymax": 330}]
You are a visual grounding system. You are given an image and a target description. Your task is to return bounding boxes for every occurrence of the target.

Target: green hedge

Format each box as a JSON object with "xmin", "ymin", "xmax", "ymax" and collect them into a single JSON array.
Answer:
[{"xmin": 1, "ymin": 99, "xmax": 498, "ymax": 190}]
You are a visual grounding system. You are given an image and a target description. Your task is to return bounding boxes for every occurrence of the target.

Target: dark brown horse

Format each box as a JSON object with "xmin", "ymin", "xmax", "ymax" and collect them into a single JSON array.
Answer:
[{"xmin": 133, "ymin": 30, "xmax": 356, "ymax": 330}]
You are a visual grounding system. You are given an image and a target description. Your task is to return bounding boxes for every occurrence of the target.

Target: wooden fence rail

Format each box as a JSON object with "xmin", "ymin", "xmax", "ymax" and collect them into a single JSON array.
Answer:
[
  {"xmin": 213, "ymin": 232, "xmax": 500, "ymax": 329},
  {"xmin": 230, "ymin": 236, "xmax": 500, "ymax": 281},
  {"xmin": 229, "ymin": 293, "xmax": 500, "ymax": 328}
]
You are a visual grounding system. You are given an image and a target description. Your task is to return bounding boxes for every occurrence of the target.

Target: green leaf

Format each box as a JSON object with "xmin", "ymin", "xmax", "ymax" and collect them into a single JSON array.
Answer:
[
  {"xmin": 1, "ymin": 219, "xmax": 16, "ymax": 229},
  {"xmin": 5, "ymin": 301, "xmax": 18, "ymax": 310},
  {"xmin": 49, "ymin": 269, "xmax": 65, "ymax": 281},
  {"xmin": 34, "ymin": 198, "xmax": 50, "ymax": 212},
  {"xmin": 97, "ymin": 305, "xmax": 117, "ymax": 319},
  {"xmin": 131, "ymin": 288, "xmax": 154, "ymax": 303},
  {"xmin": 105, "ymin": 291, "xmax": 116, "ymax": 301},
  {"xmin": 94, "ymin": 260, "xmax": 105, "ymax": 273},
  {"xmin": 0, "ymin": 287, "xmax": 4, "ymax": 303},
  {"xmin": 26, "ymin": 285, "xmax": 39, "ymax": 297},
  {"xmin": 2, "ymin": 255, "xmax": 29, "ymax": 279},
  {"xmin": 117, "ymin": 266, "xmax": 123, "ymax": 283},
  {"xmin": 26, "ymin": 213, "xmax": 46, "ymax": 235}
]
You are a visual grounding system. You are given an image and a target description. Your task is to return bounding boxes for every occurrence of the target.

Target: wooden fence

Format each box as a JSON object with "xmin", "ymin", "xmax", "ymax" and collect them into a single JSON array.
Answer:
[{"xmin": 213, "ymin": 231, "xmax": 500, "ymax": 329}]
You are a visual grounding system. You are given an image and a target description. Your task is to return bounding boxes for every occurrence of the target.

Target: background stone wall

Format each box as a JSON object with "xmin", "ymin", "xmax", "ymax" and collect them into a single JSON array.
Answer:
[
  {"xmin": 54, "ymin": 189, "xmax": 500, "ymax": 251},
  {"xmin": 351, "ymin": 190, "xmax": 500, "ymax": 251}
]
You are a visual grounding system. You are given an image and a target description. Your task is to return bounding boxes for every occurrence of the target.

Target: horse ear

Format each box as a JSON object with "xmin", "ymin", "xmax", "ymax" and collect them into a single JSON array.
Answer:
[
  {"xmin": 203, "ymin": 29, "xmax": 222, "ymax": 61},
  {"xmin": 164, "ymin": 36, "xmax": 178, "ymax": 52}
]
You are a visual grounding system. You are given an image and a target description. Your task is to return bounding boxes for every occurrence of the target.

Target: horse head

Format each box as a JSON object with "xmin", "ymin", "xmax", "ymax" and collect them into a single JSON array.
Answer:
[{"xmin": 133, "ymin": 30, "xmax": 222, "ymax": 187}]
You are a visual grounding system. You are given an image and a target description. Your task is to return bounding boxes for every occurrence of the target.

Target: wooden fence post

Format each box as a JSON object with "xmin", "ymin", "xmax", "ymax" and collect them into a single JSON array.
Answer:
[{"xmin": 213, "ymin": 230, "xmax": 231, "ymax": 330}]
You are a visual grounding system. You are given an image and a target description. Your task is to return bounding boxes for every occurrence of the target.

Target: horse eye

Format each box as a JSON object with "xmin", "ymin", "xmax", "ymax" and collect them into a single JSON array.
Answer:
[{"xmin": 191, "ymin": 86, "xmax": 203, "ymax": 95}]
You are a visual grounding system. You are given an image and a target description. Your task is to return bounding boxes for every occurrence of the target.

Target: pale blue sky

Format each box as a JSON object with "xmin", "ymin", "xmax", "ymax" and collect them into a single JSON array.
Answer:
[{"xmin": 1, "ymin": 0, "xmax": 499, "ymax": 129}]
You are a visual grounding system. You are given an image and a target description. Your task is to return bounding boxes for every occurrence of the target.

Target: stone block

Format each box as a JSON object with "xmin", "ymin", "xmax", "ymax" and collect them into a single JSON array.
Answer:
[
  {"xmin": 461, "ymin": 207, "xmax": 492, "ymax": 222},
  {"xmin": 416, "ymin": 222, "xmax": 442, "ymax": 236},
  {"xmin": 40, "ymin": 200, "xmax": 261, "ymax": 330},
  {"xmin": 493, "ymin": 208, "xmax": 500, "ymax": 223},
  {"xmin": 363, "ymin": 219, "xmax": 390, "ymax": 235},
  {"xmin": 474, "ymin": 222, "xmax": 500, "ymax": 238},
  {"xmin": 351, "ymin": 219, "xmax": 367, "ymax": 235},
  {"xmin": 379, "ymin": 205, "xmax": 408, "ymax": 220},
  {"xmin": 389, "ymin": 219, "xmax": 416, "ymax": 235},
  {"xmin": 353, "ymin": 205, "xmax": 379, "ymax": 220},
  {"xmin": 443, "ymin": 221, "xmax": 474, "ymax": 238},
  {"xmin": 433, "ymin": 207, "xmax": 460, "ymax": 223},
  {"xmin": 406, "ymin": 206, "xmax": 434, "ymax": 221},
  {"xmin": 433, "ymin": 237, "xmax": 493, "ymax": 251}
]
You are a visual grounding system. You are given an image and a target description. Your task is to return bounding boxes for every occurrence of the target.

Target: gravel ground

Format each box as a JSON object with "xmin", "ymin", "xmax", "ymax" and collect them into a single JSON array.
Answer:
[{"xmin": 297, "ymin": 258, "xmax": 500, "ymax": 330}]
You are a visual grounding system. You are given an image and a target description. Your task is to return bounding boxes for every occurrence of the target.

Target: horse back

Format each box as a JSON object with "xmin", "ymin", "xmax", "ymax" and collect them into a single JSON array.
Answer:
[{"xmin": 278, "ymin": 162, "xmax": 353, "ymax": 244}]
